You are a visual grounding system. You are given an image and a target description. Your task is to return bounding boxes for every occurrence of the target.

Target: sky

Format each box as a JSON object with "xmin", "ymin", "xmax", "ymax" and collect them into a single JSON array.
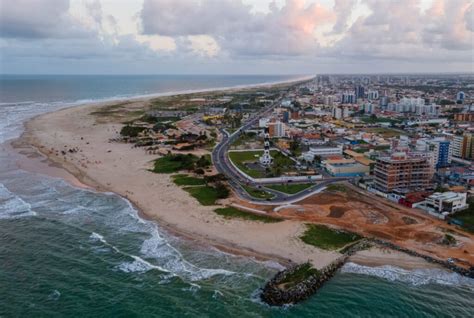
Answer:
[{"xmin": 0, "ymin": 0, "xmax": 473, "ymax": 75}]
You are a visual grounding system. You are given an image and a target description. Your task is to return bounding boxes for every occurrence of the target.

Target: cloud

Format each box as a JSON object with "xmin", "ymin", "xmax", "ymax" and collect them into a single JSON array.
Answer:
[
  {"xmin": 0, "ymin": 0, "xmax": 88, "ymax": 38},
  {"xmin": 140, "ymin": 0, "xmax": 335, "ymax": 57},
  {"xmin": 324, "ymin": 0, "xmax": 474, "ymax": 63}
]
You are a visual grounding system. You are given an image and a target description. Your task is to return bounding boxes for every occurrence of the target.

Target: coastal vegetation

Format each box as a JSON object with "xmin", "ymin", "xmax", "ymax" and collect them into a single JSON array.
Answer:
[
  {"xmin": 120, "ymin": 125, "xmax": 147, "ymax": 137},
  {"xmin": 300, "ymin": 224, "xmax": 362, "ymax": 251},
  {"xmin": 172, "ymin": 174, "xmax": 206, "ymax": 186},
  {"xmin": 152, "ymin": 153, "xmax": 211, "ymax": 173},
  {"xmin": 267, "ymin": 183, "xmax": 312, "ymax": 194},
  {"xmin": 277, "ymin": 262, "xmax": 320, "ymax": 289},
  {"xmin": 214, "ymin": 207, "xmax": 281, "ymax": 223},
  {"xmin": 183, "ymin": 183, "xmax": 229, "ymax": 205}
]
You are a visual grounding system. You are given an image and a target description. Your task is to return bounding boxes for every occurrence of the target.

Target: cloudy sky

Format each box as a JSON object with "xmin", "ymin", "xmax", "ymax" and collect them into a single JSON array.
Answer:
[{"xmin": 0, "ymin": 0, "xmax": 473, "ymax": 74}]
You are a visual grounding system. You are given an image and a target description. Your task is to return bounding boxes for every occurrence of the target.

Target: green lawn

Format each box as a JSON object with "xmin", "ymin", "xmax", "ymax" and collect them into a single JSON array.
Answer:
[
  {"xmin": 183, "ymin": 186, "xmax": 224, "ymax": 205},
  {"xmin": 214, "ymin": 207, "xmax": 282, "ymax": 223},
  {"xmin": 266, "ymin": 183, "xmax": 312, "ymax": 194},
  {"xmin": 228, "ymin": 150, "xmax": 293, "ymax": 178},
  {"xmin": 172, "ymin": 174, "xmax": 206, "ymax": 186},
  {"xmin": 228, "ymin": 150, "xmax": 265, "ymax": 178},
  {"xmin": 300, "ymin": 224, "xmax": 362, "ymax": 250},
  {"xmin": 242, "ymin": 185, "xmax": 274, "ymax": 200}
]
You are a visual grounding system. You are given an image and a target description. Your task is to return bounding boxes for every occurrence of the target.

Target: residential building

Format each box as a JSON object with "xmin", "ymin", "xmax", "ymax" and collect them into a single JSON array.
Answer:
[
  {"xmin": 456, "ymin": 91, "xmax": 466, "ymax": 103},
  {"xmin": 367, "ymin": 90, "xmax": 379, "ymax": 100},
  {"xmin": 454, "ymin": 113, "xmax": 474, "ymax": 122},
  {"xmin": 332, "ymin": 106, "xmax": 350, "ymax": 119},
  {"xmin": 452, "ymin": 133, "xmax": 474, "ymax": 160},
  {"xmin": 429, "ymin": 140, "xmax": 452, "ymax": 168},
  {"xmin": 268, "ymin": 121, "xmax": 285, "ymax": 138},
  {"xmin": 374, "ymin": 152, "xmax": 434, "ymax": 193},
  {"xmin": 342, "ymin": 92, "xmax": 356, "ymax": 104},
  {"xmin": 354, "ymin": 85, "xmax": 365, "ymax": 99},
  {"xmin": 363, "ymin": 102, "xmax": 376, "ymax": 114}
]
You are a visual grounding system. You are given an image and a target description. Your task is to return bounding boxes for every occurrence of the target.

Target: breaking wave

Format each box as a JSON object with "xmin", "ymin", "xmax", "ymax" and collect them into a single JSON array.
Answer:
[
  {"xmin": 342, "ymin": 262, "xmax": 474, "ymax": 290},
  {"xmin": 0, "ymin": 183, "xmax": 37, "ymax": 219}
]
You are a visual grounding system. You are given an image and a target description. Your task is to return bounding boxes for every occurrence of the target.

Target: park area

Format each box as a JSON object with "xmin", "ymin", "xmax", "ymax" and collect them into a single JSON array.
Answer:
[{"xmin": 228, "ymin": 150, "xmax": 296, "ymax": 178}]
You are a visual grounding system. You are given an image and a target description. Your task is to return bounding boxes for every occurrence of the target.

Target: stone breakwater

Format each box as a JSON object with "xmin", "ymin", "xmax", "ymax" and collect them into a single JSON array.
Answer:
[
  {"xmin": 260, "ymin": 259, "xmax": 346, "ymax": 306},
  {"xmin": 260, "ymin": 240, "xmax": 371, "ymax": 306},
  {"xmin": 370, "ymin": 239, "xmax": 474, "ymax": 278},
  {"xmin": 260, "ymin": 238, "xmax": 474, "ymax": 306}
]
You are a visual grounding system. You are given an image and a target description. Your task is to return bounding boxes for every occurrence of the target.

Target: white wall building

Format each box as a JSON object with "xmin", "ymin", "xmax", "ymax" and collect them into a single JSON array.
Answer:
[
  {"xmin": 422, "ymin": 192, "xmax": 468, "ymax": 215},
  {"xmin": 302, "ymin": 145, "xmax": 343, "ymax": 161}
]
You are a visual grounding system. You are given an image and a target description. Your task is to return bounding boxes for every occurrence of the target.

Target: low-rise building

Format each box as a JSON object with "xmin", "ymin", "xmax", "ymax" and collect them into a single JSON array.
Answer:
[
  {"xmin": 302, "ymin": 145, "xmax": 343, "ymax": 161},
  {"xmin": 421, "ymin": 192, "xmax": 468, "ymax": 215},
  {"xmin": 323, "ymin": 158, "xmax": 370, "ymax": 177}
]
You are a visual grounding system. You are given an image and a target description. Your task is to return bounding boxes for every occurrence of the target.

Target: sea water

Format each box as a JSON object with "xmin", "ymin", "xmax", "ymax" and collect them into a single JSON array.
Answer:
[{"xmin": 1, "ymin": 75, "xmax": 473, "ymax": 317}]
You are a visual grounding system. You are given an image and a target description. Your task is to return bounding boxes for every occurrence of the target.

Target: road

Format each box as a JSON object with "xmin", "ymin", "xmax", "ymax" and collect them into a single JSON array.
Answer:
[{"xmin": 211, "ymin": 97, "xmax": 349, "ymax": 205}]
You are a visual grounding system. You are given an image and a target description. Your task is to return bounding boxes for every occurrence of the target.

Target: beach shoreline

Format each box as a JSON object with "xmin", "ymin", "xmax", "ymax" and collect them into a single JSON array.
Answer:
[{"xmin": 10, "ymin": 78, "xmax": 444, "ymax": 273}]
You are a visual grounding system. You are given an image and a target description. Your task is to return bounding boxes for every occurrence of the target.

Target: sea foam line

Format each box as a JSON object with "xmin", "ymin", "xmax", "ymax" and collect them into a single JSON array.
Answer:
[{"xmin": 342, "ymin": 262, "xmax": 474, "ymax": 290}]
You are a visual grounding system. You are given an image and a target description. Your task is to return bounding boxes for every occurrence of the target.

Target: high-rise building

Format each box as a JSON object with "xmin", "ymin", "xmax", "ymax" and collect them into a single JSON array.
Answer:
[
  {"xmin": 374, "ymin": 152, "xmax": 434, "ymax": 193},
  {"xmin": 342, "ymin": 92, "xmax": 356, "ymax": 104},
  {"xmin": 268, "ymin": 121, "xmax": 285, "ymax": 138},
  {"xmin": 456, "ymin": 91, "xmax": 465, "ymax": 102},
  {"xmin": 452, "ymin": 133, "xmax": 474, "ymax": 160},
  {"xmin": 380, "ymin": 96, "xmax": 389, "ymax": 108},
  {"xmin": 429, "ymin": 140, "xmax": 452, "ymax": 169},
  {"xmin": 355, "ymin": 85, "xmax": 365, "ymax": 99},
  {"xmin": 367, "ymin": 90, "xmax": 379, "ymax": 100},
  {"xmin": 363, "ymin": 102, "xmax": 376, "ymax": 114},
  {"xmin": 332, "ymin": 106, "xmax": 350, "ymax": 119}
]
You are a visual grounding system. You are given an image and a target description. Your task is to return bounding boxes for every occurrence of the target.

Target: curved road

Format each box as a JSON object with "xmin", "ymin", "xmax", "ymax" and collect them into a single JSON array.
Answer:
[{"xmin": 211, "ymin": 99, "xmax": 349, "ymax": 205}]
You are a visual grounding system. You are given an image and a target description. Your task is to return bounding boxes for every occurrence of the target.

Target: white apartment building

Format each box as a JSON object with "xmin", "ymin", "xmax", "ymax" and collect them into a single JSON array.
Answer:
[{"xmin": 332, "ymin": 106, "xmax": 350, "ymax": 119}]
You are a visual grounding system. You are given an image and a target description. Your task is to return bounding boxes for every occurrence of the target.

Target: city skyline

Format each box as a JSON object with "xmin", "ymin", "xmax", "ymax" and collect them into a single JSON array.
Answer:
[{"xmin": 1, "ymin": 0, "xmax": 473, "ymax": 75}]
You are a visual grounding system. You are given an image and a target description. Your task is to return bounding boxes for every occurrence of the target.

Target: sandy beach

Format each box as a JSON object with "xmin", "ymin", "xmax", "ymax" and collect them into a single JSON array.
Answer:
[{"xmin": 12, "ymin": 84, "xmax": 447, "ymax": 272}]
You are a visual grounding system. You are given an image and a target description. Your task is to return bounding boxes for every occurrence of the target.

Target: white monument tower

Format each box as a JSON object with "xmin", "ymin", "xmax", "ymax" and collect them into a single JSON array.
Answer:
[{"xmin": 259, "ymin": 125, "xmax": 272, "ymax": 166}]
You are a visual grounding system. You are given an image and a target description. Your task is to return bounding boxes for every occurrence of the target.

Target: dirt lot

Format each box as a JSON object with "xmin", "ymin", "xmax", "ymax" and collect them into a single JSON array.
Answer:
[{"xmin": 238, "ymin": 184, "xmax": 474, "ymax": 269}]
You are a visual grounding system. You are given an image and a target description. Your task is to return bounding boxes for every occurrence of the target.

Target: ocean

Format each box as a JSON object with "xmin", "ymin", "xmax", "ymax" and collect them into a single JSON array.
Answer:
[{"xmin": 1, "ymin": 74, "xmax": 473, "ymax": 317}]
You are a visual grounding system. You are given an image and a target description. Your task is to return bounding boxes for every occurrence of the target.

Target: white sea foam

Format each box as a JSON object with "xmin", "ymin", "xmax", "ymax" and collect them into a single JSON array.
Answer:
[
  {"xmin": 342, "ymin": 262, "xmax": 474, "ymax": 290},
  {"xmin": 0, "ymin": 183, "xmax": 37, "ymax": 219}
]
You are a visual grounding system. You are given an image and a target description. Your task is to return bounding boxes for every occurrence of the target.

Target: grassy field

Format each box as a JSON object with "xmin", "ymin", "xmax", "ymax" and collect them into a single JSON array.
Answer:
[
  {"xmin": 300, "ymin": 224, "xmax": 362, "ymax": 250},
  {"xmin": 183, "ymin": 186, "xmax": 224, "ymax": 205},
  {"xmin": 228, "ymin": 150, "xmax": 265, "ymax": 178},
  {"xmin": 214, "ymin": 207, "xmax": 282, "ymax": 223},
  {"xmin": 452, "ymin": 206, "xmax": 474, "ymax": 233},
  {"xmin": 242, "ymin": 185, "xmax": 274, "ymax": 200},
  {"xmin": 228, "ymin": 150, "xmax": 292, "ymax": 178},
  {"xmin": 172, "ymin": 174, "xmax": 206, "ymax": 186},
  {"xmin": 266, "ymin": 183, "xmax": 312, "ymax": 194}
]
